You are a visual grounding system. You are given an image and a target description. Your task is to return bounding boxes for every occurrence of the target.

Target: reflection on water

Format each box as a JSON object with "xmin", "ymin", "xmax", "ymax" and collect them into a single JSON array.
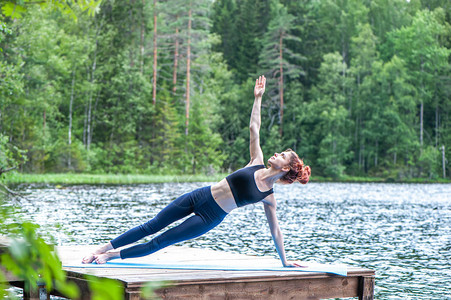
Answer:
[{"xmin": 13, "ymin": 182, "xmax": 451, "ymax": 299}]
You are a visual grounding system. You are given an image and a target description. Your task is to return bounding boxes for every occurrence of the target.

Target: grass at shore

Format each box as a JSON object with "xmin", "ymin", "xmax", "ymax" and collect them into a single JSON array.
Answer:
[
  {"xmin": 5, "ymin": 172, "xmax": 229, "ymax": 185},
  {"xmin": 5, "ymin": 172, "xmax": 450, "ymax": 185}
]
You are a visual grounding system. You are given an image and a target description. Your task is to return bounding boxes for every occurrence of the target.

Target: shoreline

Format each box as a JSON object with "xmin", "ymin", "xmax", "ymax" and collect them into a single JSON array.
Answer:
[{"xmin": 4, "ymin": 172, "xmax": 450, "ymax": 185}]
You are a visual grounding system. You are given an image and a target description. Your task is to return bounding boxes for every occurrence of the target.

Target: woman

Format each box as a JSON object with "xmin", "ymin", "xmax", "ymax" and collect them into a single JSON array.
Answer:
[{"xmin": 82, "ymin": 75, "xmax": 311, "ymax": 266}]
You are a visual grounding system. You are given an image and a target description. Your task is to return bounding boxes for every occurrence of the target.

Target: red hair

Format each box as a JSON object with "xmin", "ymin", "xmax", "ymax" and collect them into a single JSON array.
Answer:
[{"xmin": 279, "ymin": 149, "xmax": 311, "ymax": 184}]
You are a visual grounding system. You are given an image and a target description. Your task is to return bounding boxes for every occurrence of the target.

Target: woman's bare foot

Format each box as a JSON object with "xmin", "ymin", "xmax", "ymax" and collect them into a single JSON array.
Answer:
[
  {"xmin": 82, "ymin": 242, "xmax": 114, "ymax": 264},
  {"xmin": 94, "ymin": 251, "xmax": 120, "ymax": 264},
  {"xmin": 82, "ymin": 253, "xmax": 97, "ymax": 264}
]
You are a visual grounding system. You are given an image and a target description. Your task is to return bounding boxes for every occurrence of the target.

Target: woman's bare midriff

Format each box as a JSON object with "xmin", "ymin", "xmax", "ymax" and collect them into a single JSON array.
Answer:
[{"xmin": 211, "ymin": 179, "xmax": 237, "ymax": 213}]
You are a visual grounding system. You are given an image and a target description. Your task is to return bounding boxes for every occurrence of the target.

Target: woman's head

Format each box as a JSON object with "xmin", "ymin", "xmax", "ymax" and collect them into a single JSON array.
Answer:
[{"xmin": 268, "ymin": 149, "xmax": 311, "ymax": 184}]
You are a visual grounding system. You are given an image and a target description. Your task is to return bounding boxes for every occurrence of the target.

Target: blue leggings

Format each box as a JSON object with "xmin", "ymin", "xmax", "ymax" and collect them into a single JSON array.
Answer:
[{"xmin": 110, "ymin": 186, "xmax": 227, "ymax": 259}]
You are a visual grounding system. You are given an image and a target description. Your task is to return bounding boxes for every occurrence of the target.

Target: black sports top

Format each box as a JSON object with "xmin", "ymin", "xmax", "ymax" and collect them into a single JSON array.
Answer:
[{"xmin": 225, "ymin": 165, "xmax": 274, "ymax": 207}]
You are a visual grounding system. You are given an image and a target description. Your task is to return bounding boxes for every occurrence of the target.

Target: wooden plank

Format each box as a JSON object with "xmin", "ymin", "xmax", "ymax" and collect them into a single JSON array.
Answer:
[
  {"xmin": 65, "ymin": 267, "xmax": 372, "ymax": 288},
  {"xmin": 119, "ymin": 273, "xmax": 365, "ymax": 291},
  {"xmin": 144, "ymin": 276, "xmax": 361, "ymax": 300},
  {"xmin": 359, "ymin": 276, "xmax": 375, "ymax": 300},
  {"xmin": 65, "ymin": 276, "xmax": 93, "ymax": 300}
]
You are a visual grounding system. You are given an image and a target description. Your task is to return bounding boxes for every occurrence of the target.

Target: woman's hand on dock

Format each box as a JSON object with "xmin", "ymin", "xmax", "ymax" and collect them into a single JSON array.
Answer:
[{"xmin": 284, "ymin": 262, "xmax": 306, "ymax": 268}]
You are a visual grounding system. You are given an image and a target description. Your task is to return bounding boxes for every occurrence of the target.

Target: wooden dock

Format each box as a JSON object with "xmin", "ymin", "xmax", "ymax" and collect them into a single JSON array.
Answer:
[
  {"xmin": 58, "ymin": 245, "xmax": 374, "ymax": 300},
  {"xmin": 3, "ymin": 243, "xmax": 375, "ymax": 299}
]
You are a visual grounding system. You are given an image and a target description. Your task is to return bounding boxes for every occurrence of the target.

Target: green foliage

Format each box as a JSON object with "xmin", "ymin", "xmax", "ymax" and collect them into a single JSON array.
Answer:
[
  {"xmin": 0, "ymin": 134, "xmax": 27, "ymax": 173},
  {"xmin": 419, "ymin": 145, "xmax": 441, "ymax": 179},
  {"xmin": 1, "ymin": 0, "xmax": 102, "ymax": 20},
  {"xmin": 185, "ymin": 94, "xmax": 226, "ymax": 174},
  {"xmin": 0, "ymin": 222, "xmax": 79, "ymax": 298},
  {"xmin": 86, "ymin": 274, "xmax": 123, "ymax": 300},
  {"xmin": 230, "ymin": 0, "xmax": 271, "ymax": 81},
  {"xmin": 0, "ymin": 2, "xmax": 173, "ymax": 298},
  {"xmin": 0, "ymin": 0, "xmax": 450, "ymax": 180},
  {"xmin": 211, "ymin": 0, "xmax": 238, "ymax": 68},
  {"xmin": 308, "ymin": 52, "xmax": 353, "ymax": 177}
]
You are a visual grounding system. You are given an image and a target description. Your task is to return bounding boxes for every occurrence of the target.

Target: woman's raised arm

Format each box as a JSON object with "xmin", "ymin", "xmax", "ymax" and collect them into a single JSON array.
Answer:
[{"xmin": 247, "ymin": 75, "xmax": 266, "ymax": 166}]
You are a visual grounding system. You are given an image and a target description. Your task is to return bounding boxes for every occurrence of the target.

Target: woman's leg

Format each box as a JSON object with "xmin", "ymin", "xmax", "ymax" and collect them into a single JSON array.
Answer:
[
  {"xmin": 111, "ymin": 191, "xmax": 195, "ymax": 249},
  {"xmin": 96, "ymin": 212, "xmax": 223, "ymax": 263},
  {"xmin": 82, "ymin": 191, "xmax": 195, "ymax": 264}
]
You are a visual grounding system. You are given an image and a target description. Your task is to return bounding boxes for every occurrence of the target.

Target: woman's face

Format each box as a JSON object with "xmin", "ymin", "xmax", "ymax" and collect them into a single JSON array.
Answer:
[{"xmin": 268, "ymin": 151, "xmax": 291, "ymax": 171}]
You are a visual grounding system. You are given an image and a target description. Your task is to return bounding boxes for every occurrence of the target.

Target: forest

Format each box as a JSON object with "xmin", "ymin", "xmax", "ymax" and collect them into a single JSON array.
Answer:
[{"xmin": 1, "ymin": 0, "xmax": 450, "ymax": 180}]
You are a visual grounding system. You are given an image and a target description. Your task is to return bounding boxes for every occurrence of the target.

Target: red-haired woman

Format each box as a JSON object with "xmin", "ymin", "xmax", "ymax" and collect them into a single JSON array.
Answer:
[{"xmin": 83, "ymin": 75, "xmax": 311, "ymax": 266}]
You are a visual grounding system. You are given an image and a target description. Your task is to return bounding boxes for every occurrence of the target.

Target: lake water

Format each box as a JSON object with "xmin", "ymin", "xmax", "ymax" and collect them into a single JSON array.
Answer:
[{"xmin": 11, "ymin": 182, "xmax": 451, "ymax": 299}]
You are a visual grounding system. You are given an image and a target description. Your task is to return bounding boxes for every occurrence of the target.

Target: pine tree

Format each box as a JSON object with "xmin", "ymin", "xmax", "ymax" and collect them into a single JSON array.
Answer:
[
  {"xmin": 211, "ymin": 0, "xmax": 238, "ymax": 69},
  {"xmin": 258, "ymin": 1, "xmax": 303, "ymax": 137},
  {"xmin": 233, "ymin": 0, "xmax": 271, "ymax": 82}
]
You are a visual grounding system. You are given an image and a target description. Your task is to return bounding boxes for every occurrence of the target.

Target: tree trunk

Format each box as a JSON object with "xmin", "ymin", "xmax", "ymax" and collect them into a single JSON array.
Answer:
[
  {"xmin": 362, "ymin": 144, "xmax": 366, "ymax": 173},
  {"xmin": 435, "ymin": 103, "xmax": 439, "ymax": 148},
  {"xmin": 87, "ymin": 95, "xmax": 92, "ymax": 151},
  {"xmin": 358, "ymin": 118, "xmax": 363, "ymax": 170},
  {"xmin": 0, "ymin": 101, "xmax": 2, "ymax": 133},
  {"xmin": 185, "ymin": 5, "xmax": 192, "ymax": 136},
  {"xmin": 83, "ymin": 88, "xmax": 88, "ymax": 146},
  {"xmin": 333, "ymin": 138, "xmax": 337, "ymax": 165},
  {"xmin": 173, "ymin": 20, "xmax": 179, "ymax": 95},
  {"xmin": 342, "ymin": 33, "xmax": 346, "ymax": 79},
  {"xmin": 152, "ymin": 0, "xmax": 157, "ymax": 105},
  {"xmin": 359, "ymin": 142, "xmax": 364, "ymax": 171},
  {"xmin": 375, "ymin": 139, "xmax": 378, "ymax": 167},
  {"xmin": 279, "ymin": 34, "xmax": 284, "ymax": 137},
  {"xmin": 87, "ymin": 35, "xmax": 98, "ymax": 151},
  {"xmin": 68, "ymin": 70, "xmax": 75, "ymax": 169},
  {"xmin": 43, "ymin": 107, "xmax": 46, "ymax": 135},
  {"xmin": 420, "ymin": 58, "xmax": 424, "ymax": 151},
  {"xmin": 88, "ymin": 90, "xmax": 100, "ymax": 149},
  {"xmin": 140, "ymin": 0, "xmax": 146, "ymax": 74},
  {"xmin": 129, "ymin": 0, "xmax": 135, "ymax": 68},
  {"xmin": 420, "ymin": 100, "xmax": 423, "ymax": 150}
]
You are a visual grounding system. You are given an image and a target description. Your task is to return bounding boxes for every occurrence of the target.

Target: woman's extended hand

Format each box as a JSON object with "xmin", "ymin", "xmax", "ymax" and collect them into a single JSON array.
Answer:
[{"xmin": 254, "ymin": 75, "xmax": 266, "ymax": 98}]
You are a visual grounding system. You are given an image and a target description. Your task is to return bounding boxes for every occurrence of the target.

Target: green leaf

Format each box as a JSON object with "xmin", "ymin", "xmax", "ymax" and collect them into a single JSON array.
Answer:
[
  {"xmin": 87, "ymin": 275, "xmax": 124, "ymax": 300},
  {"xmin": 1, "ymin": 2, "xmax": 27, "ymax": 18}
]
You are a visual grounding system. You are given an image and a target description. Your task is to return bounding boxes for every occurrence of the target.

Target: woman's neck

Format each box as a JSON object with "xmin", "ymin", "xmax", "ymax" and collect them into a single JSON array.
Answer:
[{"xmin": 259, "ymin": 167, "xmax": 286, "ymax": 187}]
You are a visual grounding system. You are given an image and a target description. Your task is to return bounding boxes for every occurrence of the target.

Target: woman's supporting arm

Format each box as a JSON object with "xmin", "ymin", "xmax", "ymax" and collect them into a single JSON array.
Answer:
[
  {"xmin": 263, "ymin": 195, "xmax": 291, "ymax": 267},
  {"xmin": 248, "ymin": 76, "xmax": 266, "ymax": 165}
]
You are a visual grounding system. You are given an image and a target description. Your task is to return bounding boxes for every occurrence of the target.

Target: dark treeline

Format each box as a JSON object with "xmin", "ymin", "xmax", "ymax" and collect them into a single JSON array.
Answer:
[{"xmin": 0, "ymin": 0, "xmax": 450, "ymax": 180}]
